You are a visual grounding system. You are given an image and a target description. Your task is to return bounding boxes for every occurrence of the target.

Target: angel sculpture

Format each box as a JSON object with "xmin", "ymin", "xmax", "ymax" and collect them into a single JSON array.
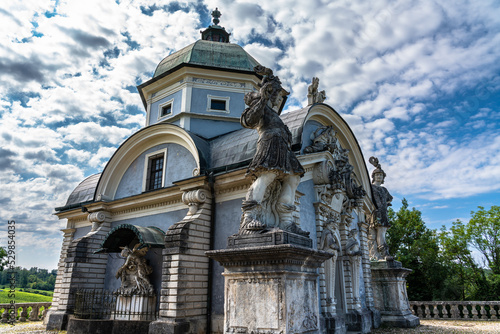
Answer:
[{"xmin": 115, "ymin": 243, "xmax": 153, "ymax": 295}]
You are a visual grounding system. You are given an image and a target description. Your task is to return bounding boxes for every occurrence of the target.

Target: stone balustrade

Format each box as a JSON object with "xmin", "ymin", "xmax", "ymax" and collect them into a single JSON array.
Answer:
[
  {"xmin": 0, "ymin": 303, "xmax": 52, "ymax": 323},
  {"xmin": 410, "ymin": 301, "xmax": 500, "ymax": 320}
]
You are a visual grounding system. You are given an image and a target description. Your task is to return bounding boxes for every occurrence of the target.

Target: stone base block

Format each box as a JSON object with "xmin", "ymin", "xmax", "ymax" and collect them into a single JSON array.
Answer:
[
  {"xmin": 322, "ymin": 313, "xmax": 346, "ymax": 334},
  {"xmin": 148, "ymin": 319, "xmax": 189, "ymax": 334},
  {"xmin": 371, "ymin": 308, "xmax": 381, "ymax": 329},
  {"xmin": 346, "ymin": 309, "xmax": 372, "ymax": 333},
  {"xmin": 67, "ymin": 318, "xmax": 152, "ymax": 334},
  {"xmin": 45, "ymin": 311, "xmax": 68, "ymax": 331},
  {"xmin": 371, "ymin": 259, "xmax": 420, "ymax": 329},
  {"xmin": 67, "ymin": 318, "xmax": 113, "ymax": 334},
  {"xmin": 148, "ymin": 316, "xmax": 206, "ymax": 334},
  {"xmin": 227, "ymin": 229, "xmax": 312, "ymax": 249},
  {"xmin": 207, "ymin": 244, "xmax": 332, "ymax": 334},
  {"xmin": 381, "ymin": 312, "xmax": 420, "ymax": 328}
]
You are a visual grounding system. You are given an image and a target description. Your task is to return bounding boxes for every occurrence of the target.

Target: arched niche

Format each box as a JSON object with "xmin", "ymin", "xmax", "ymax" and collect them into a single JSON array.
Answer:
[{"xmin": 96, "ymin": 224, "xmax": 166, "ymax": 293}]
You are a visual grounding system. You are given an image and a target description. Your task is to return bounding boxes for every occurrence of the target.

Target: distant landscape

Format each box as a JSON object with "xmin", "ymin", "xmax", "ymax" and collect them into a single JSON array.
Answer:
[{"xmin": 0, "ymin": 267, "xmax": 56, "ymax": 303}]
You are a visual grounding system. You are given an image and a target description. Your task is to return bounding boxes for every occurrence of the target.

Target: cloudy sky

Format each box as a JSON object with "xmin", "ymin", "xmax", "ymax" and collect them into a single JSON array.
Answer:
[{"xmin": 1, "ymin": 0, "xmax": 499, "ymax": 270}]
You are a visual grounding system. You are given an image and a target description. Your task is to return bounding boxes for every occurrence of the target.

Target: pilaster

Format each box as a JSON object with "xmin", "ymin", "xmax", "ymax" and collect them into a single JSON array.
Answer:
[{"xmin": 149, "ymin": 179, "xmax": 212, "ymax": 334}]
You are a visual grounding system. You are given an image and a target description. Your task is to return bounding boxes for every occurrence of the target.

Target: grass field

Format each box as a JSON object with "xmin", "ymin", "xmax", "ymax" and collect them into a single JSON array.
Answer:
[{"xmin": 0, "ymin": 289, "xmax": 52, "ymax": 304}]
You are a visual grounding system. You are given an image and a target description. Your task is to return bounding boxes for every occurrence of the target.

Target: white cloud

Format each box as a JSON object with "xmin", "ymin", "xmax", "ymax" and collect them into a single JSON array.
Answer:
[
  {"xmin": 60, "ymin": 122, "xmax": 133, "ymax": 145},
  {"xmin": 1, "ymin": 0, "xmax": 500, "ymax": 270}
]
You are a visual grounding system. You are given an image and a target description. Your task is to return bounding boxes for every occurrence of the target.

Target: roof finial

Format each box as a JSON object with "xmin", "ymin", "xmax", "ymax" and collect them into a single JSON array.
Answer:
[{"xmin": 212, "ymin": 8, "xmax": 221, "ymax": 26}]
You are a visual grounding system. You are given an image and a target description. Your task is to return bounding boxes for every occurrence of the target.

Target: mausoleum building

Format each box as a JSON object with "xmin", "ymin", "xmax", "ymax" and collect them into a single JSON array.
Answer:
[{"xmin": 46, "ymin": 10, "xmax": 418, "ymax": 334}]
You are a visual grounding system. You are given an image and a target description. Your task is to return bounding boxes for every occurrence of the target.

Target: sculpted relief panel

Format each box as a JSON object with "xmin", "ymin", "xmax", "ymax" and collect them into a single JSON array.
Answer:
[{"xmin": 226, "ymin": 277, "xmax": 281, "ymax": 332}]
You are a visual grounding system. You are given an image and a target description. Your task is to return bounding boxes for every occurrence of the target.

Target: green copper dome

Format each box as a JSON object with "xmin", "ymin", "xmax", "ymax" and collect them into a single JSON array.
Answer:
[{"xmin": 153, "ymin": 40, "xmax": 260, "ymax": 78}]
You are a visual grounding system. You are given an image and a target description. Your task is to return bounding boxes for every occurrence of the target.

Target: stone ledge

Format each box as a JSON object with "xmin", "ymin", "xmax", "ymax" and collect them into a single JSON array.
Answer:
[{"xmin": 206, "ymin": 243, "xmax": 332, "ymax": 271}]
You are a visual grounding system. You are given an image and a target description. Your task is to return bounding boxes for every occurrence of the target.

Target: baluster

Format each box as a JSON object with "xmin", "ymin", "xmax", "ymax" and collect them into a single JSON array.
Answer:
[
  {"xmin": 491, "ymin": 304, "xmax": 499, "ymax": 320},
  {"xmin": 471, "ymin": 303, "xmax": 478, "ymax": 319},
  {"xmin": 19, "ymin": 306, "xmax": 28, "ymax": 322},
  {"xmin": 42, "ymin": 306, "xmax": 49, "ymax": 320},
  {"xmin": 423, "ymin": 304, "xmax": 430, "ymax": 318},
  {"xmin": 480, "ymin": 303, "xmax": 488, "ymax": 320},
  {"xmin": 450, "ymin": 304, "xmax": 460, "ymax": 319},
  {"xmin": 29, "ymin": 305, "xmax": 40, "ymax": 321},
  {"xmin": 1, "ymin": 308, "xmax": 8, "ymax": 323}
]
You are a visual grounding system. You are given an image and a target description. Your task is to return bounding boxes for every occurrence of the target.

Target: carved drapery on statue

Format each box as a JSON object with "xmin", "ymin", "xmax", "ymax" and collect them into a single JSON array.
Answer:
[
  {"xmin": 368, "ymin": 156, "xmax": 393, "ymax": 261},
  {"xmin": 115, "ymin": 243, "xmax": 154, "ymax": 295},
  {"xmin": 239, "ymin": 65, "xmax": 307, "ymax": 236}
]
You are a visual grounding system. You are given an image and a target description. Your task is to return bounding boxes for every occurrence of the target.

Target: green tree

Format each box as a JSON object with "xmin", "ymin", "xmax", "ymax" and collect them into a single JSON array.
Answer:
[
  {"xmin": 0, "ymin": 247, "xmax": 7, "ymax": 271},
  {"xmin": 439, "ymin": 220, "xmax": 480, "ymax": 300},
  {"xmin": 439, "ymin": 206, "xmax": 500, "ymax": 300},
  {"xmin": 386, "ymin": 199, "xmax": 448, "ymax": 300},
  {"xmin": 467, "ymin": 206, "xmax": 500, "ymax": 274}
]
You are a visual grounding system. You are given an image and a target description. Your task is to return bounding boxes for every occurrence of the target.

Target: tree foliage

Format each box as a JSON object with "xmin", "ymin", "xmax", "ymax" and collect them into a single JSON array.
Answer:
[
  {"xmin": 0, "ymin": 267, "xmax": 57, "ymax": 291},
  {"xmin": 0, "ymin": 247, "xmax": 7, "ymax": 271},
  {"xmin": 467, "ymin": 206, "xmax": 500, "ymax": 275},
  {"xmin": 387, "ymin": 201, "xmax": 500, "ymax": 301},
  {"xmin": 387, "ymin": 199, "xmax": 448, "ymax": 300}
]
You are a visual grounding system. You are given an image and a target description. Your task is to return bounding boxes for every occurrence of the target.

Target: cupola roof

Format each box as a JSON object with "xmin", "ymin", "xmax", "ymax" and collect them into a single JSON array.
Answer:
[
  {"xmin": 153, "ymin": 39, "xmax": 260, "ymax": 78},
  {"xmin": 152, "ymin": 8, "xmax": 259, "ymax": 79}
]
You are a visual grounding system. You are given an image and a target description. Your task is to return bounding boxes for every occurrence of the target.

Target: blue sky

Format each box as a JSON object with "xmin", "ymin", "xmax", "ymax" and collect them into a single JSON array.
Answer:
[{"xmin": 0, "ymin": 0, "xmax": 499, "ymax": 270}]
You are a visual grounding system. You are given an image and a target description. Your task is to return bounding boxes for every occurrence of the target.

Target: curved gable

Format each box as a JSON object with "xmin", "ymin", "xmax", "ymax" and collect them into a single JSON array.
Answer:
[
  {"xmin": 94, "ymin": 123, "xmax": 208, "ymax": 201},
  {"xmin": 303, "ymin": 104, "xmax": 373, "ymax": 203}
]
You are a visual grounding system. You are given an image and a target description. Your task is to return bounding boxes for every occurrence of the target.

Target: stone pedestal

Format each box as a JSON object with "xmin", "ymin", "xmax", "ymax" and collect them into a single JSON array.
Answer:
[
  {"xmin": 207, "ymin": 231, "xmax": 332, "ymax": 334},
  {"xmin": 371, "ymin": 259, "xmax": 419, "ymax": 328},
  {"xmin": 113, "ymin": 295, "xmax": 156, "ymax": 321}
]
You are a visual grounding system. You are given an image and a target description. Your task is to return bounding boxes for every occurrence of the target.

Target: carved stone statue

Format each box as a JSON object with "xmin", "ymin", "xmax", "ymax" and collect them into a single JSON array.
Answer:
[
  {"xmin": 320, "ymin": 214, "xmax": 341, "ymax": 311},
  {"xmin": 346, "ymin": 229, "xmax": 362, "ymax": 307},
  {"xmin": 368, "ymin": 157, "xmax": 393, "ymax": 260},
  {"xmin": 307, "ymin": 77, "xmax": 326, "ymax": 105},
  {"xmin": 240, "ymin": 65, "xmax": 307, "ymax": 236},
  {"xmin": 115, "ymin": 243, "xmax": 154, "ymax": 295},
  {"xmin": 304, "ymin": 126, "xmax": 341, "ymax": 154}
]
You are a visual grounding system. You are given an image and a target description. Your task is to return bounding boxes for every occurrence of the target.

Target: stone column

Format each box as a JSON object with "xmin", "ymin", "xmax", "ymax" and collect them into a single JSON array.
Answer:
[{"xmin": 371, "ymin": 260, "xmax": 420, "ymax": 327}]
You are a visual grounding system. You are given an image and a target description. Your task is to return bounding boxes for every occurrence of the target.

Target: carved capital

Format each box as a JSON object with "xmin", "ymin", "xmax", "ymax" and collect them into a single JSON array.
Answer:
[
  {"xmin": 313, "ymin": 160, "xmax": 333, "ymax": 185},
  {"xmin": 88, "ymin": 211, "xmax": 108, "ymax": 231},
  {"xmin": 88, "ymin": 211, "xmax": 106, "ymax": 223},
  {"xmin": 182, "ymin": 189, "xmax": 210, "ymax": 215}
]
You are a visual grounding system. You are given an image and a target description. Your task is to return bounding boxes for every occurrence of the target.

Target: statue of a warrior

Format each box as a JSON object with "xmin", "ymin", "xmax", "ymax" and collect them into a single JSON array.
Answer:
[
  {"xmin": 368, "ymin": 157, "xmax": 393, "ymax": 260},
  {"xmin": 240, "ymin": 65, "xmax": 307, "ymax": 236}
]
